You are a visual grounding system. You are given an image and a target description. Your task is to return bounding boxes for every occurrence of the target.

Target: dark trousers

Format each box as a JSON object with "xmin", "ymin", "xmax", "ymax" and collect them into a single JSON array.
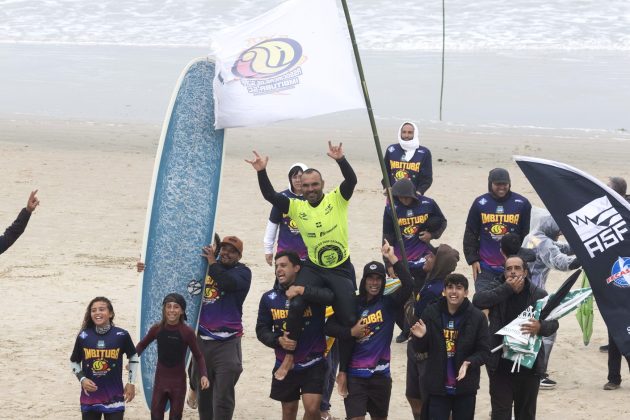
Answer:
[
  {"xmin": 608, "ymin": 331, "xmax": 630, "ymax": 385},
  {"xmin": 488, "ymin": 370, "xmax": 539, "ymax": 420},
  {"xmin": 395, "ymin": 267, "xmax": 427, "ymax": 333},
  {"xmin": 288, "ymin": 259, "xmax": 358, "ymax": 371},
  {"xmin": 428, "ymin": 394, "xmax": 476, "ymax": 420},
  {"xmin": 191, "ymin": 337, "xmax": 243, "ymax": 420},
  {"xmin": 320, "ymin": 340, "xmax": 339, "ymax": 412},
  {"xmin": 82, "ymin": 412, "xmax": 124, "ymax": 420}
]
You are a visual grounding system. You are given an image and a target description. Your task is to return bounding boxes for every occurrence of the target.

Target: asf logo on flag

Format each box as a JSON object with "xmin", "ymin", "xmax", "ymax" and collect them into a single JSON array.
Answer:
[{"xmin": 567, "ymin": 196, "xmax": 628, "ymax": 258}]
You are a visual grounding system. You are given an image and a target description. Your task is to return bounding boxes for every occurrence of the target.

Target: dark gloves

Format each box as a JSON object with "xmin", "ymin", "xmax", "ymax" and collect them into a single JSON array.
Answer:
[{"xmin": 569, "ymin": 258, "xmax": 581, "ymax": 270}]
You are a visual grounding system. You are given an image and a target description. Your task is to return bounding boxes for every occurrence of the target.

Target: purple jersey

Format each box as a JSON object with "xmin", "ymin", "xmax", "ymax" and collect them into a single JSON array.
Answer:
[
  {"xmin": 198, "ymin": 262, "xmax": 251, "ymax": 340},
  {"xmin": 348, "ymin": 297, "xmax": 399, "ymax": 378},
  {"xmin": 383, "ymin": 196, "xmax": 445, "ymax": 267},
  {"xmin": 384, "ymin": 143, "xmax": 432, "ymax": 193},
  {"xmin": 269, "ymin": 189, "xmax": 307, "ymax": 260},
  {"xmin": 465, "ymin": 192, "xmax": 532, "ymax": 270},
  {"xmin": 257, "ymin": 286, "xmax": 326, "ymax": 370},
  {"xmin": 70, "ymin": 326, "xmax": 136, "ymax": 413}
]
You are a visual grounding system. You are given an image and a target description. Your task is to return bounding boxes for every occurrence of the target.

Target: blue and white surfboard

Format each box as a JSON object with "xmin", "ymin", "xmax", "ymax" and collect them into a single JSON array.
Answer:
[{"xmin": 138, "ymin": 57, "xmax": 224, "ymax": 408}]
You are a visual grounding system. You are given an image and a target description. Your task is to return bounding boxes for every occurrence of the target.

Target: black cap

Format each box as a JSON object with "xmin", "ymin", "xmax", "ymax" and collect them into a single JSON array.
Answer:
[
  {"xmin": 162, "ymin": 293, "xmax": 188, "ymax": 321},
  {"xmin": 362, "ymin": 261, "xmax": 386, "ymax": 280},
  {"xmin": 488, "ymin": 168, "xmax": 511, "ymax": 184}
]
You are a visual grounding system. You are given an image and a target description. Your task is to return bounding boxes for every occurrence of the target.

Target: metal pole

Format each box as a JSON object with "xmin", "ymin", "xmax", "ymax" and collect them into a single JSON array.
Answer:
[
  {"xmin": 339, "ymin": 0, "xmax": 408, "ymax": 267},
  {"xmin": 439, "ymin": 0, "xmax": 446, "ymax": 121}
]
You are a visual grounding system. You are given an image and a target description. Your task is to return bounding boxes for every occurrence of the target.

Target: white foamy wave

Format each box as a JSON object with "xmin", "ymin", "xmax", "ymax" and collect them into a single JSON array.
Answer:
[{"xmin": 2, "ymin": 0, "xmax": 629, "ymax": 50}]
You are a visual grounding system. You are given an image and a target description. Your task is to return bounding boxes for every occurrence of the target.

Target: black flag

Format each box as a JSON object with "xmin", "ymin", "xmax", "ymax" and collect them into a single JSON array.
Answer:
[{"xmin": 515, "ymin": 156, "xmax": 630, "ymax": 356}]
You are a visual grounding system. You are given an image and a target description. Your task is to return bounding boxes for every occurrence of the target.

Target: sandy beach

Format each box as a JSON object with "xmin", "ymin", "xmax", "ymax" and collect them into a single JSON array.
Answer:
[{"xmin": 1, "ymin": 112, "xmax": 629, "ymax": 419}]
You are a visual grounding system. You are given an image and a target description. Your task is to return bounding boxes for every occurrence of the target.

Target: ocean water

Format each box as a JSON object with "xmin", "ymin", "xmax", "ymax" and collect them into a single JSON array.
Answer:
[
  {"xmin": 1, "ymin": 0, "xmax": 629, "ymax": 130},
  {"xmin": 2, "ymin": 0, "xmax": 629, "ymax": 51}
]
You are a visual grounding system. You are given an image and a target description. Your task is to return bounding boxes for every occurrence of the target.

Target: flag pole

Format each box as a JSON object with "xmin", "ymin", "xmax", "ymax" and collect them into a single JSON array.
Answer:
[{"xmin": 339, "ymin": 0, "xmax": 408, "ymax": 267}]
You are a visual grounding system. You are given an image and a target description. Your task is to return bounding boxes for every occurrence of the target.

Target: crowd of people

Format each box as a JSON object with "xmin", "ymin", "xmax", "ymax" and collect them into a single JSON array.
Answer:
[{"xmin": 3, "ymin": 121, "xmax": 618, "ymax": 418}]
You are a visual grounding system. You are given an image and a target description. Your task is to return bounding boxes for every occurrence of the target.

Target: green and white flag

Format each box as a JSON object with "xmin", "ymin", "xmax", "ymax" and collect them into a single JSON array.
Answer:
[{"xmin": 494, "ymin": 288, "xmax": 593, "ymax": 371}]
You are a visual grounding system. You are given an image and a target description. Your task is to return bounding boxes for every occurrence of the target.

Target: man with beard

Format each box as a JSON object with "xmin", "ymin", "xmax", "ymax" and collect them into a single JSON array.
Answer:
[
  {"xmin": 246, "ymin": 142, "xmax": 358, "ymax": 394},
  {"xmin": 463, "ymin": 168, "xmax": 531, "ymax": 293},
  {"xmin": 192, "ymin": 235, "xmax": 252, "ymax": 420},
  {"xmin": 384, "ymin": 122, "xmax": 433, "ymax": 195},
  {"xmin": 473, "ymin": 256, "xmax": 558, "ymax": 420}
]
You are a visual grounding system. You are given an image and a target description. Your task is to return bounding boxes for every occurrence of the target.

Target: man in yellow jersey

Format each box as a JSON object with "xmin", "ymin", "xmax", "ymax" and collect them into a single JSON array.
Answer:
[{"xmin": 247, "ymin": 142, "xmax": 358, "ymax": 392}]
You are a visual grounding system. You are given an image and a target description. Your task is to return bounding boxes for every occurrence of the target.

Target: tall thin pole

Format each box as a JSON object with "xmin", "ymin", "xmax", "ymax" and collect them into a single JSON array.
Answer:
[
  {"xmin": 439, "ymin": 0, "xmax": 446, "ymax": 121},
  {"xmin": 339, "ymin": 0, "xmax": 408, "ymax": 266}
]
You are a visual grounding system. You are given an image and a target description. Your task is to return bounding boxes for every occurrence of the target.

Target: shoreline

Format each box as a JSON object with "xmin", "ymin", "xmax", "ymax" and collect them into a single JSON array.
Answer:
[{"xmin": 2, "ymin": 44, "xmax": 629, "ymax": 130}]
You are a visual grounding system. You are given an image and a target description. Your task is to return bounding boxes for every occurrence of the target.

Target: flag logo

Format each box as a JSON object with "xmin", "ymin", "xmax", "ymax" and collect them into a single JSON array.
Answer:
[
  {"xmin": 229, "ymin": 38, "xmax": 305, "ymax": 96},
  {"xmin": 232, "ymin": 38, "xmax": 303, "ymax": 79},
  {"xmin": 567, "ymin": 196, "xmax": 628, "ymax": 258},
  {"xmin": 606, "ymin": 257, "xmax": 630, "ymax": 288}
]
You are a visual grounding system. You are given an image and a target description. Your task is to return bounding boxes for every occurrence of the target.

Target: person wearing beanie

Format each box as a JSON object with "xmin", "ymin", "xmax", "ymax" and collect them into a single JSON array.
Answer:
[
  {"xmin": 384, "ymin": 122, "xmax": 433, "ymax": 195},
  {"xmin": 263, "ymin": 162, "xmax": 309, "ymax": 265},
  {"xmin": 464, "ymin": 168, "xmax": 532, "ymax": 293},
  {"xmin": 135, "ymin": 292, "xmax": 209, "ymax": 419},
  {"xmin": 324, "ymin": 240, "xmax": 413, "ymax": 419},
  {"xmin": 383, "ymin": 178, "xmax": 447, "ymax": 342}
]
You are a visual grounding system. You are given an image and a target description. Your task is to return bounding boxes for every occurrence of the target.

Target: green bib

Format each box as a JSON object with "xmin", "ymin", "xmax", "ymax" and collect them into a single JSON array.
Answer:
[{"xmin": 288, "ymin": 187, "xmax": 350, "ymax": 268}]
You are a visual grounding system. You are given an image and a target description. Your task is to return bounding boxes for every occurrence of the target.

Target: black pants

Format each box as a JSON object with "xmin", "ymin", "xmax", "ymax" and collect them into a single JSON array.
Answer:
[
  {"xmin": 608, "ymin": 331, "xmax": 630, "ymax": 385},
  {"xmin": 395, "ymin": 267, "xmax": 427, "ymax": 333},
  {"xmin": 287, "ymin": 259, "xmax": 357, "ymax": 370},
  {"xmin": 428, "ymin": 394, "xmax": 476, "ymax": 420},
  {"xmin": 488, "ymin": 369, "xmax": 539, "ymax": 420},
  {"xmin": 82, "ymin": 412, "xmax": 124, "ymax": 420}
]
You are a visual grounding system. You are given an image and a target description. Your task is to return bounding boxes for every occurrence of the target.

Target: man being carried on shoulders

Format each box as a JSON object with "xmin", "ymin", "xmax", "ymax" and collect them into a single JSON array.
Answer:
[{"xmin": 246, "ymin": 142, "xmax": 358, "ymax": 391}]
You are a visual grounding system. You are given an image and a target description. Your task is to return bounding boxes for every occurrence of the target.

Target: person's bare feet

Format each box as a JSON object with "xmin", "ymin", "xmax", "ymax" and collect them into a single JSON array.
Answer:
[
  {"xmin": 274, "ymin": 354, "xmax": 294, "ymax": 380},
  {"xmin": 336, "ymin": 372, "xmax": 348, "ymax": 398}
]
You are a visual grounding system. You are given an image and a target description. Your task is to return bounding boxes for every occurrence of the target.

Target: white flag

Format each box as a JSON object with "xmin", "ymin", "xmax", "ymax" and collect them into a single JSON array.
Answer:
[{"xmin": 211, "ymin": 0, "xmax": 364, "ymax": 129}]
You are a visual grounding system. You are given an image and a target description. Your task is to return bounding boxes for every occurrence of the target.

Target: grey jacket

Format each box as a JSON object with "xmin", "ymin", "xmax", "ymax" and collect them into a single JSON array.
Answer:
[{"xmin": 522, "ymin": 215, "xmax": 576, "ymax": 290}]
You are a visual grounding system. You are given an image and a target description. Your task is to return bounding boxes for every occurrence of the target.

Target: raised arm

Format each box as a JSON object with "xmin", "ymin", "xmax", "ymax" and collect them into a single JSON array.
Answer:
[
  {"xmin": 246, "ymin": 151, "xmax": 290, "ymax": 213},
  {"xmin": 383, "ymin": 239, "xmax": 413, "ymax": 306},
  {"xmin": 328, "ymin": 142, "xmax": 357, "ymax": 200}
]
